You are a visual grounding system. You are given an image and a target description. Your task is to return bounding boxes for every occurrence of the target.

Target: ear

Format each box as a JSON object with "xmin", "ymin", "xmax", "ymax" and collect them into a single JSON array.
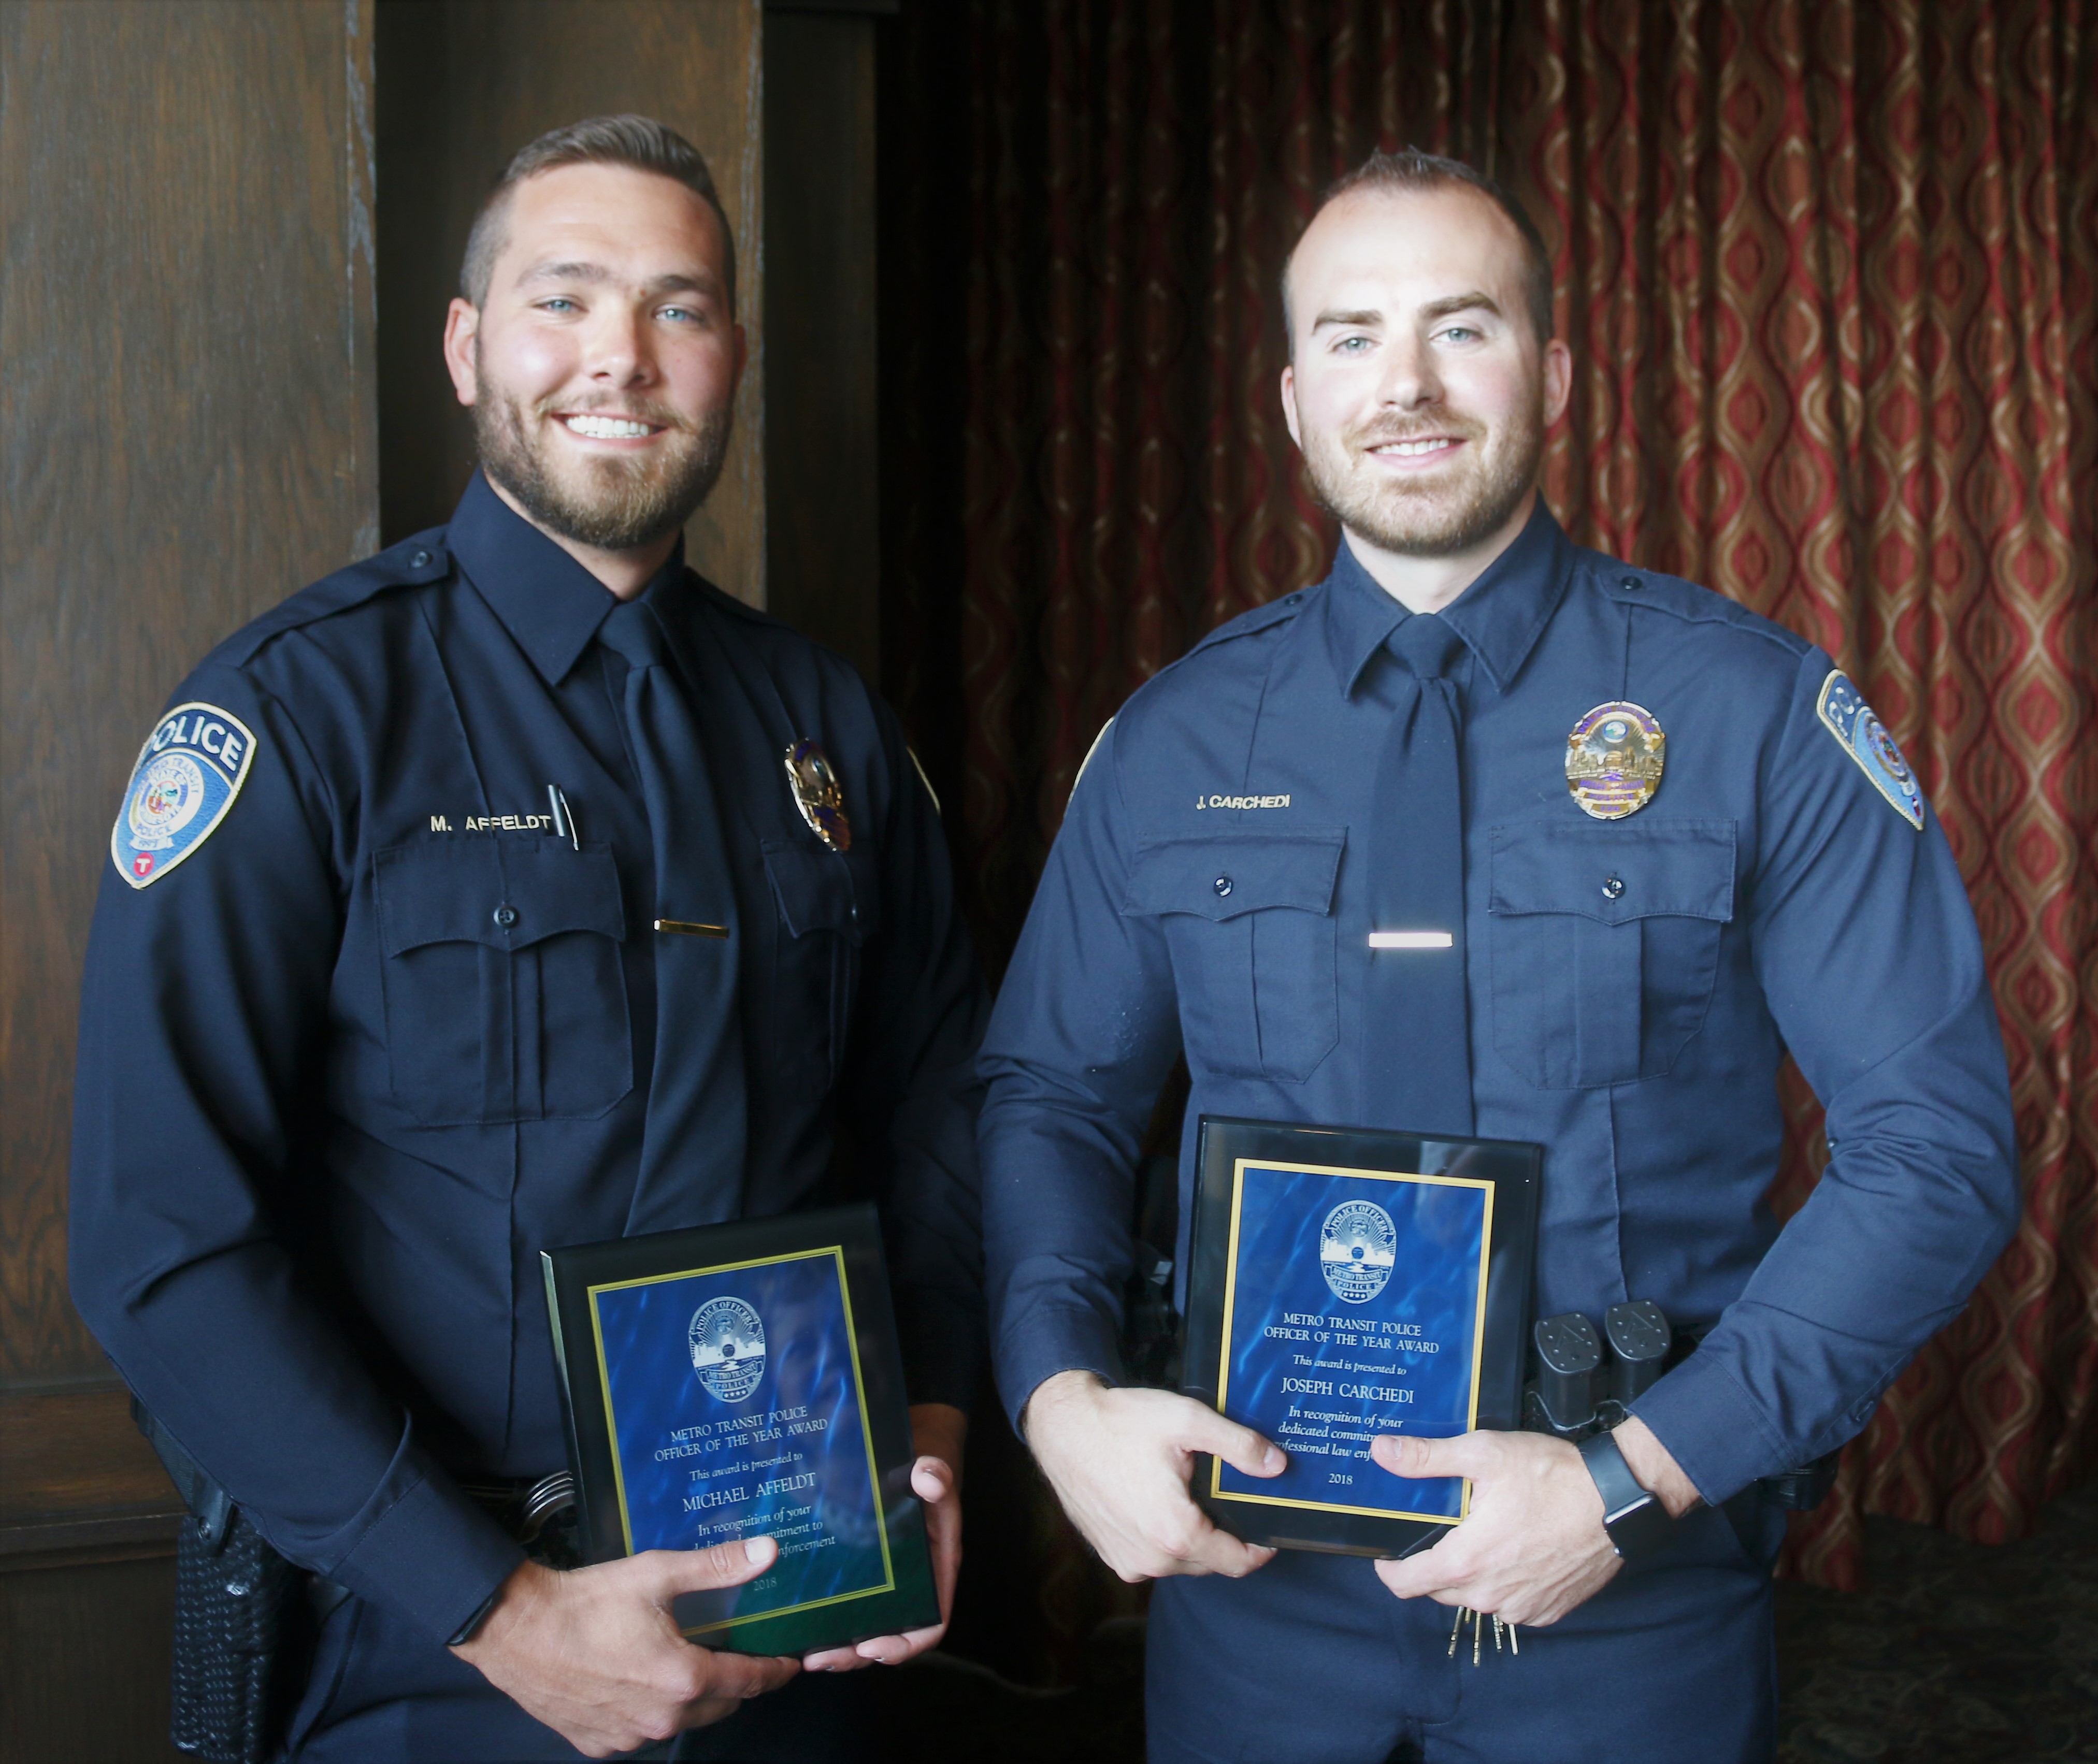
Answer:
[
  {"xmin": 1280, "ymin": 363, "xmax": 1302, "ymax": 452},
  {"xmin": 1540, "ymin": 337, "xmax": 1572, "ymax": 429},
  {"xmin": 442, "ymin": 299, "xmax": 481, "ymax": 409}
]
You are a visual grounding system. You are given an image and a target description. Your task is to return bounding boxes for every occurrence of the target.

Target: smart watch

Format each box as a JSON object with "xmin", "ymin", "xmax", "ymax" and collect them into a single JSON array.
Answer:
[{"xmin": 1578, "ymin": 1427, "xmax": 1674, "ymax": 1561}]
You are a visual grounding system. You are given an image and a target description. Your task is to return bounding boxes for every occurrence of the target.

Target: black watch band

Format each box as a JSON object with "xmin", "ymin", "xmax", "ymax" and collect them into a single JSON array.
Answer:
[{"xmin": 1578, "ymin": 1428, "xmax": 1674, "ymax": 1561}]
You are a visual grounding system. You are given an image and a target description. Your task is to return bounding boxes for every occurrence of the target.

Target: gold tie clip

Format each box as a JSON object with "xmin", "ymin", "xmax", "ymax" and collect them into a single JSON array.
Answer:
[{"xmin": 654, "ymin": 919, "xmax": 729, "ymax": 938}]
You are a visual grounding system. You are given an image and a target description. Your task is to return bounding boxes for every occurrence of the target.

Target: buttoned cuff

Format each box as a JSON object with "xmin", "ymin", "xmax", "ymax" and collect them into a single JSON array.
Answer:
[
  {"xmin": 313, "ymin": 1468, "xmax": 526, "ymax": 1646},
  {"xmin": 993, "ymin": 1302, "xmax": 1126, "ymax": 1435},
  {"xmin": 1627, "ymin": 1350, "xmax": 1790, "ymax": 1509}
]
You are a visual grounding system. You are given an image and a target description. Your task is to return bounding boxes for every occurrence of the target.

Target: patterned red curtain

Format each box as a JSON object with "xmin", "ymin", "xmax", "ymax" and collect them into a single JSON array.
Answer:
[{"xmin": 881, "ymin": 0, "xmax": 2096, "ymax": 1621}]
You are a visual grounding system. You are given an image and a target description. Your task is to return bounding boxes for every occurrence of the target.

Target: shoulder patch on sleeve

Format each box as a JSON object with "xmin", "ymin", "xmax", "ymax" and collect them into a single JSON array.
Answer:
[
  {"xmin": 1816, "ymin": 671, "xmax": 1923, "ymax": 829},
  {"xmin": 110, "ymin": 702, "xmax": 258, "ymax": 887}
]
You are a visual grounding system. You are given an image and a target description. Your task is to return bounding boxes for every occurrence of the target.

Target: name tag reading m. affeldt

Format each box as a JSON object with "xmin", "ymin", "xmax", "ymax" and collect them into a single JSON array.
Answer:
[
  {"xmin": 1183, "ymin": 1118, "xmax": 1541, "ymax": 1559},
  {"xmin": 543, "ymin": 1204, "xmax": 938, "ymax": 1656}
]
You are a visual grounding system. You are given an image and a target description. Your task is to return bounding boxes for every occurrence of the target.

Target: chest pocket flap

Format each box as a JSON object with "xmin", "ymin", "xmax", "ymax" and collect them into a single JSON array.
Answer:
[
  {"xmin": 372, "ymin": 839, "xmax": 631, "ymax": 1124},
  {"xmin": 761, "ymin": 839, "xmax": 876, "ymax": 945},
  {"xmin": 1123, "ymin": 829, "xmax": 1344, "ymax": 921},
  {"xmin": 1489, "ymin": 820, "xmax": 1736, "ymax": 923},
  {"xmin": 1123, "ymin": 830, "xmax": 1344, "ymax": 1082},
  {"xmin": 377, "ymin": 839, "xmax": 626, "ymax": 955},
  {"xmin": 1486, "ymin": 819, "xmax": 1736, "ymax": 1090}
]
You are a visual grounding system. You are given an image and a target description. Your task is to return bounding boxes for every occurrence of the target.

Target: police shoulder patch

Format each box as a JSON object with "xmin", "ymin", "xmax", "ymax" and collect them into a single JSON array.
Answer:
[
  {"xmin": 1816, "ymin": 671, "xmax": 1923, "ymax": 830},
  {"xmin": 111, "ymin": 702, "xmax": 258, "ymax": 887}
]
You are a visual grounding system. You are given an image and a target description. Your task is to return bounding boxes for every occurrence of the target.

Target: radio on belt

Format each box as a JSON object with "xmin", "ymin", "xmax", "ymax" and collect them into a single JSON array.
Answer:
[{"xmin": 1520, "ymin": 1298, "xmax": 1844, "ymax": 1511}]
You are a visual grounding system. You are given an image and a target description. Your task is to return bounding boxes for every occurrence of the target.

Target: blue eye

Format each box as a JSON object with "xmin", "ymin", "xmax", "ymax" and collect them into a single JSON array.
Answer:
[{"xmin": 540, "ymin": 297, "xmax": 579, "ymax": 314}]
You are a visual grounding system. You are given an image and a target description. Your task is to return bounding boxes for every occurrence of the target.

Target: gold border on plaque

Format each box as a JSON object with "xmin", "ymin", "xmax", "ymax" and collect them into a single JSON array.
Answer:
[
  {"xmin": 586, "ymin": 1245, "xmax": 895, "ymax": 1635},
  {"xmin": 1209, "ymin": 1158, "xmax": 1496, "ymax": 1527}
]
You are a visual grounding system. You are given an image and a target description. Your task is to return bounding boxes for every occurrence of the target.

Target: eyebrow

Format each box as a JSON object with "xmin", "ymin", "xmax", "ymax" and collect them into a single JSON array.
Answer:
[
  {"xmin": 515, "ymin": 262, "xmax": 717, "ymax": 298},
  {"xmin": 1310, "ymin": 292, "xmax": 1505, "ymax": 332},
  {"xmin": 1311, "ymin": 307, "xmax": 1386, "ymax": 332},
  {"xmin": 1418, "ymin": 292, "xmax": 1502, "ymax": 323}
]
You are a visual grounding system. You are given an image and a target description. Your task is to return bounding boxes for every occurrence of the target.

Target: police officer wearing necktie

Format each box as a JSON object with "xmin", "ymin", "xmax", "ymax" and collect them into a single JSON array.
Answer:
[
  {"xmin": 70, "ymin": 117, "xmax": 987, "ymax": 1760},
  {"xmin": 981, "ymin": 150, "xmax": 2017, "ymax": 1761}
]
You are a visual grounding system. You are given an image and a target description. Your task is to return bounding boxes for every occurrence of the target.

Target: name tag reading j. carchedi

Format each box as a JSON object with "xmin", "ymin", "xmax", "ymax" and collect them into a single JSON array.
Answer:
[{"xmin": 543, "ymin": 1204, "xmax": 938, "ymax": 1656}]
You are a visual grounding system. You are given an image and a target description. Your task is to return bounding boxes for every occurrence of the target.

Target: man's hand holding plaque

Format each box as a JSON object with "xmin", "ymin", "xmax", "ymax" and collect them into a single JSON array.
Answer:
[
  {"xmin": 802, "ymin": 1402, "xmax": 968, "ymax": 1671},
  {"xmin": 454, "ymin": 1538, "xmax": 799, "ymax": 1757},
  {"xmin": 1370, "ymin": 1416, "xmax": 1701, "ymax": 1626},
  {"xmin": 1024, "ymin": 1372, "xmax": 1283, "ymax": 1582}
]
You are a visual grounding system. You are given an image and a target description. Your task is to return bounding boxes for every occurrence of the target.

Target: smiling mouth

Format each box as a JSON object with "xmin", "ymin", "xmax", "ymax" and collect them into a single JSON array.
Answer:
[
  {"xmin": 558, "ymin": 414, "xmax": 663, "ymax": 441},
  {"xmin": 1367, "ymin": 436, "xmax": 1462, "ymax": 460}
]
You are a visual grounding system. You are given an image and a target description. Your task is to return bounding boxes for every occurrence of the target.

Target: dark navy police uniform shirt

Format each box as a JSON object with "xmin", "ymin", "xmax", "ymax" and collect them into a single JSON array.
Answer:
[
  {"xmin": 981, "ymin": 504, "xmax": 2017, "ymax": 1508},
  {"xmin": 70, "ymin": 474, "xmax": 987, "ymax": 1644}
]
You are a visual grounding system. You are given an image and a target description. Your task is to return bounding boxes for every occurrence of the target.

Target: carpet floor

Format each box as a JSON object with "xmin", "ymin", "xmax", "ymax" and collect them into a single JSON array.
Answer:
[{"xmin": 869, "ymin": 1480, "xmax": 2098, "ymax": 1762}]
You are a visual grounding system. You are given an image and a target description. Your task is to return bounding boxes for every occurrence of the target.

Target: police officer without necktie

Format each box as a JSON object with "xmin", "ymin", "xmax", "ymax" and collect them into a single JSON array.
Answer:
[
  {"xmin": 981, "ymin": 151, "xmax": 2017, "ymax": 1762},
  {"xmin": 70, "ymin": 117, "xmax": 986, "ymax": 1760}
]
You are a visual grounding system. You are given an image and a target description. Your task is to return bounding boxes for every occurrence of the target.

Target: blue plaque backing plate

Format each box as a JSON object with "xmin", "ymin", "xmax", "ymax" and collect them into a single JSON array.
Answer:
[
  {"xmin": 590, "ymin": 1247, "xmax": 891, "ymax": 1633},
  {"xmin": 1214, "ymin": 1162, "xmax": 1491, "ymax": 1525},
  {"xmin": 1183, "ymin": 1118, "xmax": 1540, "ymax": 1559},
  {"xmin": 544, "ymin": 1203, "xmax": 939, "ymax": 1654}
]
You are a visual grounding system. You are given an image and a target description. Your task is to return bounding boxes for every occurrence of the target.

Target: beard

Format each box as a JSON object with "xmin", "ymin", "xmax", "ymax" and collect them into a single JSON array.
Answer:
[
  {"xmin": 471, "ymin": 356, "xmax": 733, "ymax": 553},
  {"xmin": 1298, "ymin": 394, "xmax": 1545, "ymax": 558}
]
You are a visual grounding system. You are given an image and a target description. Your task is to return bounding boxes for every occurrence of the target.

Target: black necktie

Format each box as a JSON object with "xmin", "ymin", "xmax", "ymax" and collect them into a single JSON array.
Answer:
[
  {"xmin": 597, "ymin": 599, "xmax": 749, "ymax": 1232},
  {"xmin": 1364, "ymin": 613, "xmax": 1475, "ymax": 1138}
]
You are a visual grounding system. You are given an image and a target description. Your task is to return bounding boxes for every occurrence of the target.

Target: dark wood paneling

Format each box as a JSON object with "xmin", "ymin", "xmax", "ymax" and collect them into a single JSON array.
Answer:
[
  {"xmin": 375, "ymin": 0, "xmax": 766, "ymax": 603},
  {"xmin": 0, "ymin": 0, "xmax": 379, "ymax": 1396},
  {"xmin": 765, "ymin": 9, "xmax": 881, "ymax": 682},
  {"xmin": 0, "ymin": 1552, "xmax": 185, "ymax": 1764},
  {"xmin": 0, "ymin": 1389, "xmax": 182, "ymax": 1559}
]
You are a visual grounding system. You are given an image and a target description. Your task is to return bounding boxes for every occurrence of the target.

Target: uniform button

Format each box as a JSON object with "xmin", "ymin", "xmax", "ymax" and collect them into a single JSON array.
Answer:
[
  {"xmin": 1213, "ymin": 876, "xmax": 1233, "ymax": 898},
  {"xmin": 1620, "ymin": 575, "xmax": 1643, "ymax": 592},
  {"xmin": 1601, "ymin": 875, "xmax": 1625, "ymax": 900},
  {"xmin": 493, "ymin": 904, "xmax": 519, "ymax": 928},
  {"xmin": 411, "ymin": 548, "xmax": 432, "ymax": 568}
]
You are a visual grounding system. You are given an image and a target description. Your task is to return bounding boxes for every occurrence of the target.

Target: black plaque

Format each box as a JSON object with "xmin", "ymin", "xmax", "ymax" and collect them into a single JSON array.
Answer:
[
  {"xmin": 1183, "ymin": 1117, "xmax": 1541, "ymax": 1559},
  {"xmin": 543, "ymin": 1203, "xmax": 939, "ymax": 1655}
]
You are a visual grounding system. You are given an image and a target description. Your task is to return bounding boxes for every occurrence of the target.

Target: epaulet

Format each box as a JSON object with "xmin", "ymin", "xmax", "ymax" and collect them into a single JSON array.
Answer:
[
  {"xmin": 1583, "ymin": 552, "xmax": 1811, "ymax": 658},
  {"xmin": 1180, "ymin": 587, "xmax": 1315, "ymax": 662},
  {"xmin": 207, "ymin": 530, "xmax": 455, "ymax": 669}
]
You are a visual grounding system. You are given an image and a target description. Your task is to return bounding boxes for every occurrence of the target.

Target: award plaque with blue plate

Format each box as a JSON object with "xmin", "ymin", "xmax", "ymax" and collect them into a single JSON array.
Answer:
[
  {"xmin": 1184, "ymin": 1117, "xmax": 1540, "ymax": 1559},
  {"xmin": 542, "ymin": 1203, "xmax": 939, "ymax": 1655}
]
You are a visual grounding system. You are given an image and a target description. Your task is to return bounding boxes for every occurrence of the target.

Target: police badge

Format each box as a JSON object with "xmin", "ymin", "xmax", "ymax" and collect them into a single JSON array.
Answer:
[
  {"xmin": 785, "ymin": 739, "xmax": 851, "ymax": 852},
  {"xmin": 1564, "ymin": 701, "xmax": 1665, "ymax": 820},
  {"xmin": 688, "ymin": 1297, "xmax": 767, "ymax": 1404},
  {"xmin": 111, "ymin": 703, "xmax": 257, "ymax": 887}
]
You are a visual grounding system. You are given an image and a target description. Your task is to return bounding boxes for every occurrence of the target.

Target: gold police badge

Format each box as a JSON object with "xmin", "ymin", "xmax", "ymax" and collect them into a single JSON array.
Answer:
[
  {"xmin": 785, "ymin": 739, "xmax": 852, "ymax": 852},
  {"xmin": 1565, "ymin": 702, "xmax": 1665, "ymax": 819}
]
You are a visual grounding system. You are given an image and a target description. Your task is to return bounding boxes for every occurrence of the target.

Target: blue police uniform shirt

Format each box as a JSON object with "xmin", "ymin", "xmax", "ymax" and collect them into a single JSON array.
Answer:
[
  {"xmin": 980, "ymin": 501, "xmax": 2017, "ymax": 1507},
  {"xmin": 69, "ymin": 473, "xmax": 987, "ymax": 1644}
]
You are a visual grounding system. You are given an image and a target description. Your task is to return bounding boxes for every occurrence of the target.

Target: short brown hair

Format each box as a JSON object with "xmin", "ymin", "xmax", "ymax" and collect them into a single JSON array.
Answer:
[
  {"xmin": 459, "ymin": 114, "xmax": 736, "ymax": 313},
  {"xmin": 1284, "ymin": 149, "xmax": 1554, "ymax": 346}
]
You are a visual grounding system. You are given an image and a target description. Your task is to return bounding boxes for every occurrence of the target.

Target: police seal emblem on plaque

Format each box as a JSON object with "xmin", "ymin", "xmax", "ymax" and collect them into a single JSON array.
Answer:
[
  {"xmin": 110, "ymin": 702, "xmax": 258, "ymax": 888},
  {"xmin": 1320, "ymin": 1201, "xmax": 1398, "ymax": 1304},
  {"xmin": 689, "ymin": 1297, "xmax": 767, "ymax": 1404},
  {"xmin": 785, "ymin": 739, "xmax": 852, "ymax": 852},
  {"xmin": 1816, "ymin": 671, "xmax": 1924, "ymax": 829},
  {"xmin": 1565, "ymin": 701, "xmax": 1665, "ymax": 820}
]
